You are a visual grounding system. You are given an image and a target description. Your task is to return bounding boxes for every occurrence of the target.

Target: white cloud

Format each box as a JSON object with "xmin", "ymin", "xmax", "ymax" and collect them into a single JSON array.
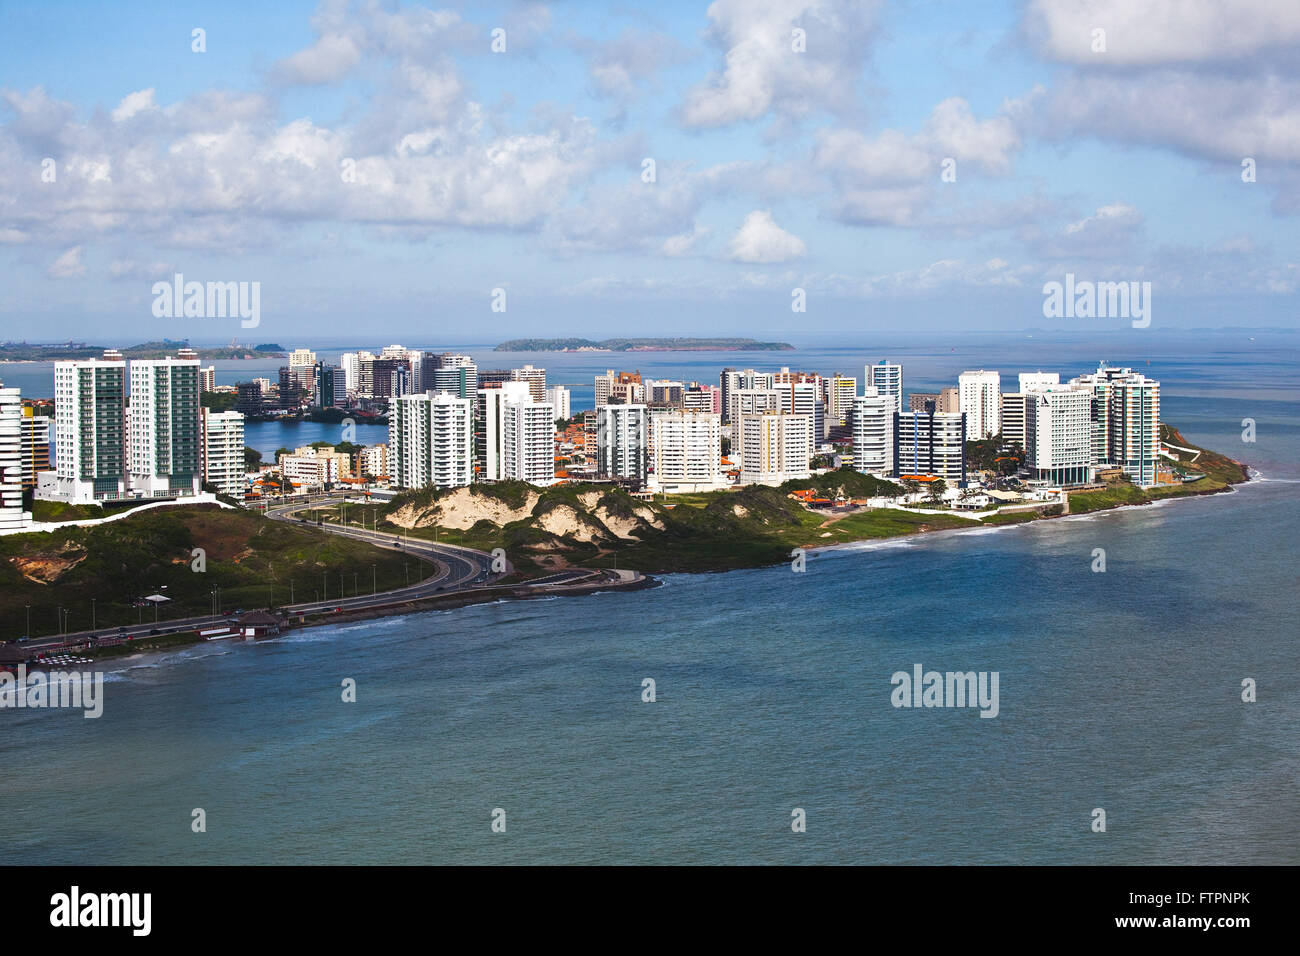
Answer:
[
  {"xmin": 1025, "ymin": 0, "xmax": 1300, "ymax": 66},
  {"xmin": 273, "ymin": 33, "xmax": 362, "ymax": 85},
  {"xmin": 48, "ymin": 246, "xmax": 85, "ymax": 278},
  {"xmin": 726, "ymin": 210, "xmax": 805, "ymax": 263},
  {"xmin": 681, "ymin": 0, "xmax": 882, "ymax": 128},
  {"xmin": 110, "ymin": 88, "xmax": 157, "ymax": 122}
]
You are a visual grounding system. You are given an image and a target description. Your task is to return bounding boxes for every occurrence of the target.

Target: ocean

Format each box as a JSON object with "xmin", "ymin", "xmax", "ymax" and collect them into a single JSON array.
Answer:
[{"xmin": 1, "ymin": 330, "xmax": 1296, "ymax": 864}]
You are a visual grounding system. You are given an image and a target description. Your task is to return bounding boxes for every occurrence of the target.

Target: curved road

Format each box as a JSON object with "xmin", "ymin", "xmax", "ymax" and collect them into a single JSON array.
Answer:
[
  {"xmin": 264, "ymin": 497, "xmax": 508, "ymax": 616},
  {"xmin": 13, "ymin": 496, "xmax": 642, "ymax": 657}
]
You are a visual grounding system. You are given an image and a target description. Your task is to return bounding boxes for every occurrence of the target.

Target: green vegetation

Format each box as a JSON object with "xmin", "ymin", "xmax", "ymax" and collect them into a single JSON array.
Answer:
[
  {"xmin": 30, "ymin": 498, "xmax": 142, "ymax": 523},
  {"xmin": 494, "ymin": 337, "xmax": 795, "ymax": 352},
  {"xmin": 0, "ymin": 505, "xmax": 416, "ymax": 641},
  {"xmin": 378, "ymin": 469, "xmax": 944, "ymax": 575},
  {"xmin": 201, "ymin": 391, "xmax": 237, "ymax": 411},
  {"xmin": 966, "ymin": 434, "xmax": 1023, "ymax": 475}
]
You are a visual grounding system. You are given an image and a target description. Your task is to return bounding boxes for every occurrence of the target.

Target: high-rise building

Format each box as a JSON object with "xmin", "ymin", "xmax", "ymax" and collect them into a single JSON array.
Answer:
[
  {"xmin": 199, "ymin": 366, "xmax": 216, "ymax": 392},
  {"xmin": 19, "ymin": 407, "xmax": 51, "ymax": 489},
  {"xmin": 236, "ymin": 381, "xmax": 263, "ymax": 416},
  {"xmin": 958, "ymin": 369, "xmax": 1001, "ymax": 439},
  {"xmin": 999, "ymin": 393, "xmax": 1029, "ymax": 447},
  {"xmin": 544, "ymin": 385, "xmax": 570, "ymax": 421},
  {"xmin": 389, "ymin": 391, "xmax": 475, "ymax": 490},
  {"xmin": 649, "ymin": 410, "xmax": 722, "ymax": 490},
  {"xmin": 827, "ymin": 375, "xmax": 857, "ymax": 427},
  {"xmin": 201, "ymin": 408, "xmax": 246, "ymax": 498},
  {"xmin": 511, "ymin": 365, "xmax": 547, "ymax": 403},
  {"xmin": 502, "ymin": 388, "xmax": 556, "ymax": 486},
  {"xmin": 683, "ymin": 384, "xmax": 722, "ymax": 415},
  {"xmin": 595, "ymin": 369, "xmax": 643, "ymax": 407},
  {"xmin": 723, "ymin": 369, "xmax": 776, "ymax": 424},
  {"xmin": 596, "ymin": 403, "xmax": 648, "ymax": 484},
  {"xmin": 288, "ymin": 348, "xmax": 317, "ymax": 370},
  {"xmin": 777, "ymin": 380, "xmax": 823, "ymax": 454},
  {"xmin": 1024, "ymin": 385, "xmax": 1093, "ymax": 486},
  {"xmin": 853, "ymin": 388, "xmax": 895, "ymax": 475},
  {"xmin": 732, "ymin": 387, "xmax": 781, "ymax": 425},
  {"xmin": 868, "ymin": 361, "xmax": 903, "ymax": 414},
  {"xmin": 739, "ymin": 411, "xmax": 811, "ymax": 485},
  {"xmin": 0, "ymin": 387, "xmax": 32, "ymax": 530},
  {"xmin": 645, "ymin": 379, "xmax": 685, "ymax": 408},
  {"xmin": 432, "ymin": 364, "xmax": 477, "ymax": 399},
  {"xmin": 312, "ymin": 363, "xmax": 346, "ymax": 408},
  {"xmin": 894, "ymin": 411, "xmax": 966, "ymax": 485},
  {"xmin": 1019, "ymin": 371, "xmax": 1060, "ymax": 393},
  {"xmin": 128, "ymin": 356, "xmax": 202, "ymax": 498},
  {"xmin": 340, "ymin": 352, "xmax": 360, "ymax": 395},
  {"xmin": 358, "ymin": 443, "xmax": 388, "ymax": 480},
  {"xmin": 1069, "ymin": 364, "xmax": 1161, "ymax": 487},
  {"xmin": 39, "ymin": 351, "xmax": 127, "ymax": 503},
  {"xmin": 475, "ymin": 381, "xmax": 531, "ymax": 481}
]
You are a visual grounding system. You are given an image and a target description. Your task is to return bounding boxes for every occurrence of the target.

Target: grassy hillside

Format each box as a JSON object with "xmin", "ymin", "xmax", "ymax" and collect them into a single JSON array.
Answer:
[
  {"xmin": 370, "ymin": 470, "xmax": 962, "ymax": 575},
  {"xmin": 0, "ymin": 505, "xmax": 415, "ymax": 641}
]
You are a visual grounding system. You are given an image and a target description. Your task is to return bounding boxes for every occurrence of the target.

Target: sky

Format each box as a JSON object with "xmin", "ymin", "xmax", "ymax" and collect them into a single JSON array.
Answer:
[{"xmin": 1, "ymin": 0, "xmax": 1298, "ymax": 345}]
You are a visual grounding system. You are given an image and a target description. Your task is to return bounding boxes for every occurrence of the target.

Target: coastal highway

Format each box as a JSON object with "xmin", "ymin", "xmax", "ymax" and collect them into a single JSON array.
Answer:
[
  {"xmin": 10, "ymin": 498, "xmax": 643, "ymax": 657},
  {"xmin": 263, "ymin": 498, "xmax": 506, "ymax": 616}
]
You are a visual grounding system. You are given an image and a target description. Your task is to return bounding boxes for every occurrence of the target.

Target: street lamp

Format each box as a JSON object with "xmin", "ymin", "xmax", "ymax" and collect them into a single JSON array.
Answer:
[{"xmin": 372, "ymin": 564, "xmax": 376, "ymax": 595}]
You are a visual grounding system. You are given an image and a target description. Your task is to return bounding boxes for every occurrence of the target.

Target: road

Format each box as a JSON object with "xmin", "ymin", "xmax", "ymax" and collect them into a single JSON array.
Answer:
[{"xmin": 10, "ymin": 495, "xmax": 644, "ymax": 657}]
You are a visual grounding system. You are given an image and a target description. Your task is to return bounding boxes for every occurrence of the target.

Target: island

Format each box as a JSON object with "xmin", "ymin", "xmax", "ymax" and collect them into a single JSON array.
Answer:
[
  {"xmin": 0, "ymin": 340, "xmax": 286, "ymax": 361},
  {"xmin": 494, "ymin": 337, "xmax": 795, "ymax": 352}
]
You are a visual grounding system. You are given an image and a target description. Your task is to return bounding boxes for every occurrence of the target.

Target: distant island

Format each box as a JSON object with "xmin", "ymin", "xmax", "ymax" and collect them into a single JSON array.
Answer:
[
  {"xmin": 0, "ymin": 340, "xmax": 286, "ymax": 361},
  {"xmin": 494, "ymin": 337, "xmax": 795, "ymax": 352}
]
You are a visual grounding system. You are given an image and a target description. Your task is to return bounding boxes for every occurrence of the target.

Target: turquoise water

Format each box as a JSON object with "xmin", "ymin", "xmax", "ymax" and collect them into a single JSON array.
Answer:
[{"xmin": 1, "ymin": 332, "xmax": 1296, "ymax": 864}]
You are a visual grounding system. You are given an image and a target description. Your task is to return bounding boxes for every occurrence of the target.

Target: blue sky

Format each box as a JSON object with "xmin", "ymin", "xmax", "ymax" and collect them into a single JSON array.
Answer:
[{"xmin": 1, "ymin": 0, "xmax": 1298, "ymax": 344}]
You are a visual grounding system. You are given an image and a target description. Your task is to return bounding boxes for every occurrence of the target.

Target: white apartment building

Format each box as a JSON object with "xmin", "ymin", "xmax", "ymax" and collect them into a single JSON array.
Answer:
[
  {"xmin": 732, "ymin": 387, "xmax": 781, "ymax": 428},
  {"xmin": 40, "ymin": 351, "xmax": 128, "ymax": 503},
  {"xmin": 868, "ymin": 361, "xmax": 903, "ymax": 414},
  {"xmin": 852, "ymin": 388, "xmax": 895, "ymax": 476},
  {"xmin": 649, "ymin": 410, "xmax": 723, "ymax": 492},
  {"xmin": 389, "ymin": 391, "xmax": 475, "ymax": 490},
  {"xmin": 723, "ymin": 369, "xmax": 776, "ymax": 424},
  {"xmin": 502, "ymin": 389, "xmax": 556, "ymax": 486},
  {"xmin": 358, "ymin": 443, "xmax": 388, "ymax": 480},
  {"xmin": 279, "ymin": 449, "xmax": 343, "ymax": 489},
  {"xmin": 476, "ymin": 381, "xmax": 532, "ymax": 481},
  {"xmin": 682, "ymin": 385, "xmax": 721, "ymax": 415},
  {"xmin": 739, "ymin": 411, "xmax": 811, "ymax": 486},
  {"xmin": 201, "ymin": 408, "xmax": 245, "ymax": 498},
  {"xmin": 1024, "ymin": 385, "xmax": 1094, "ymax": 486},
  {"xmin": 1019, "ymin": 371, "xmax": 1060, "ymax": 393},
  {"xmin": 0, "ymin": 387, "xmax": 31, "ymax": 531},
  {"xmin": 544, "ymin": 385, "xmax": 571, "ymax": 422},
  {"xmin": 511, "ymin": 365, "xmax": 547, "ymax": 402},
  {"xmin": 778, "ymin": 380, "xmax": 824, "ymax": 451},
  {"xmin": 128, "ymin": 356, "xmax": 203, "ymax": 498},
  {"xmin": 958, "ymin": 369, "xmax": 1001, "ymax": 440},
  {"xmin": 1069, "ymin": 364, "xmax": 1161, "ymax": 487},
  {"xmin": 340, "ymin": 352, "xmax": 360, "ymax": 395},
  {"xmin": 288, "ymin": 348, "xmax": 317, "ymax": 371},
  {"xmin": 199, "ymin": 366, "xmax": 215, "ymax": 392},
  {"xmin": 597, "ymin": 403, "xmax": 649, "ymax": 484}
]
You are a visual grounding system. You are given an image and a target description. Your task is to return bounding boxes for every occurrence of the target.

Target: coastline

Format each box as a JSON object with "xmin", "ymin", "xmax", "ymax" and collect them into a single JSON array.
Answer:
[{"xmin": 71, "ymin": 466, "xmax": 1248, "ymax": 666}]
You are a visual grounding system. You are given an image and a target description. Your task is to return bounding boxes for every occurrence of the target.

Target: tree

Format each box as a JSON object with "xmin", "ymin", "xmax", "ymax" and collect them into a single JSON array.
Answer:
[
  {"xmin": 927, "ymin": 479, "xmax": 948, "ymax": 503},
  {"xmin": 243, "ymin": 446, "xmax": 262, "ymax": 471}
]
